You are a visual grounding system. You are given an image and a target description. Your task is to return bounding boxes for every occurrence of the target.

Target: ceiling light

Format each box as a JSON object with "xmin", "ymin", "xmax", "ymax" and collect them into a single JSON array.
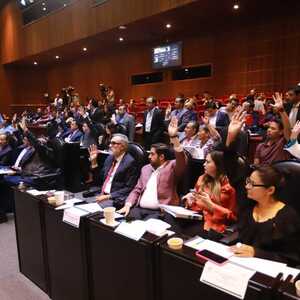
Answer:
[
  {"xmin": 34, "ymin": 61, "xmax": 38, "ymax": 65},
  {"xmin": 166, "ymin": 23, "xmax": 172, "ymax": 29},
  {"xmin": 119, "ymin": 25, "xmax": 127, "ymax": 30},
  {"xmin": 233, "ymin": 3, "xmax": 239, "ymax": 10},
  {"xmin": 42, "ymin": 7, "xmax": 47, "ymax": 11},
  {"xmin": 185, "ymin": 68, "xmax": 189, "ymax": 72},
  {"xmin": 55, "ymin": 55, "xmax": 60, "ymax": 59},
  {"xmin": 42, "ymin": 2, "xmax": 45, "ymax": 6},
  {"xmin": 83, "ymin": 47, "xmax": 87, "ymax": 52},
  {"xmin": 119, "ymin": 37, "xmax": 124, "ymax": 42}
]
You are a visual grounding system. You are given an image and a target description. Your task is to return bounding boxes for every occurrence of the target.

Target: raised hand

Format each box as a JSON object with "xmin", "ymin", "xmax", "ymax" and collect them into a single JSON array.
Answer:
[
  {"xmin": 165, "ymin": 103, "xmax": 172, "ymax": 118},
  {"xmin": 272, "ymin": 92, "xmax": 284, "ymax": 111},
  {"xmin": 168, "ymin": 116, "xmax": 178, "ymax": 137},
  {"xmin": 88, "ymin": 144, "xmax": 99, "ymax": 162},
  {"xmin": 228, "ymin": 107, "xmax": 246, "ymax": 136},
  {"xmin": 290, "ymin": 120, "xmax": 300, "ymax": 140}
]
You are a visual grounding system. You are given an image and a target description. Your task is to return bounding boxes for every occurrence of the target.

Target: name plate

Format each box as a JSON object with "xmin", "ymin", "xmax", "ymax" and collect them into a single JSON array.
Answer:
[{"xmin": 200, "ymin": 261, "xmax": 255, "ymax": 299}]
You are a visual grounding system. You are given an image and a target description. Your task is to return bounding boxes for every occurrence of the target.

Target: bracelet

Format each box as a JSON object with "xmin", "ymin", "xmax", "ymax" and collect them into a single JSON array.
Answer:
[{"xmin": 169, "ymin": 135, "xmax": 179, "ymax": 138}]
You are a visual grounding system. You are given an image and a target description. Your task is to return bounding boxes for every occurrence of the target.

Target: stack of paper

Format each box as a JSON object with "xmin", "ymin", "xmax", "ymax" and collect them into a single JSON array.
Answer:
[
  {"xmin": 159, "ymin": 204, "xmax": 202, "ymax": 220},
  {"xmin": 114, "ymin": 220, "xmax": 146, "ymax": 241},
  {"xmin": 144, "ymin": 218, "xmax": 171, "ymax": 236}
]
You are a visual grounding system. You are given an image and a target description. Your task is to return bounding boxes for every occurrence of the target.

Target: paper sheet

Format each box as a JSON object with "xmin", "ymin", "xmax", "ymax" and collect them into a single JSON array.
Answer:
[
  {"xmin": 64, "ymin": 198, "xmax": 84, "ymax": 205},
  {"xmin": 200, "ymin": 261, "xmax": 256, "ymax": 299},
  {"xmin": 229, "ymin": 256, "xmax": 287, "ymax": 278},
  {"xmin": 192, "ymin": 239, "xmax": 233, "ymax": 259},
  {"xmin": 27, "ymin": 189, "xmax": 48, "ymax": 196},
  {"xmin": 76, "ymin": 203, "xmax": 103, "ymax": 213},
  {"xmin": 184, "ymin": 236, "xmax": 205, "ymax": 249},
  {"xmin": 281, "ymin": 266, "xmax": 300, "ymax": 281},
  {"xmin": 114, "ymin": 220, "xmax": 146, "ymax": 241}
]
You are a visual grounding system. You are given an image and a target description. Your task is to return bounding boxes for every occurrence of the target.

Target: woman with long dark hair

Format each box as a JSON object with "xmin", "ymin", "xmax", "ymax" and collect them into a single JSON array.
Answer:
[{"xmin": 183, "ymin": 151, "xmax": 237, "ymax": 233}]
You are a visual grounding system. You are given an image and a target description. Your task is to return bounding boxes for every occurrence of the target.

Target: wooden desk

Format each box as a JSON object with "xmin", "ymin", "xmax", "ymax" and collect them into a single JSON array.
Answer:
[
  {"xmin": 157, "ymin": 237, "xmax": 278, "ymax": 300},
  {"xmin": 14, "ymin": 189, "xmax": 49, "ymax": 294},
  {"xmin": 87, "ymin": 214, "xmax": 164, "ymax": 300},
  {"xmin": 42, "ymin": 198, "xmax": 90, "ymax": 300}
]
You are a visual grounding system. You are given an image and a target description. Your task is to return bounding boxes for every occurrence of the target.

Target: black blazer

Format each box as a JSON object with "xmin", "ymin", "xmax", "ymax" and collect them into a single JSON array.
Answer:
[
  {"xmin": 0, "ymin": 144, "xmax": 13, "ymax": 166},
  {"xmin": 99, "ymin": 152, "xmax": 139, "ymax": 207},
  {"xmin": 143, "ymin": 108, "xmax": 165, "ymax": 142}
]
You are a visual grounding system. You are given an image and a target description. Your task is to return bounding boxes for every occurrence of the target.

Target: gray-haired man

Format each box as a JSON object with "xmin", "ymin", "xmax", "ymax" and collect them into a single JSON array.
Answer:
[{"xmin": 89, "ymin": 134, "xmax": 139, "ymax": 208}]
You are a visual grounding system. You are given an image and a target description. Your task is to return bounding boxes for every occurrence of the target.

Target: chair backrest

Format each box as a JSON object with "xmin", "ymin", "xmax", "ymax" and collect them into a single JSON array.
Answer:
[
  {"xmin": 273, "ymin": 160, "xmax": 300, "ymax": 214},
  {"xmin": 127, "ymin": 142, "xmax": 147, "ymax": 171}
]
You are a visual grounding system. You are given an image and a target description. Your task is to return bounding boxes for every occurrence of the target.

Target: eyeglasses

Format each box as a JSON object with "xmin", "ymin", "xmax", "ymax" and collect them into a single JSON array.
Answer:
[
  {"xmin": 245, "ymin": 177, "xmax": 267, "ymax": 188},
  {"xmin": 110, "ymin": 141, "xmax": 122, "ymax": 146}
]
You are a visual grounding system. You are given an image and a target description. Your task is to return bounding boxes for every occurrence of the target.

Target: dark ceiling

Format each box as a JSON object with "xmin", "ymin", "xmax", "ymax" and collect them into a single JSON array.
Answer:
[{"xmin": 7, "ymin": 0, "xmax": 300, "ymax": 67}]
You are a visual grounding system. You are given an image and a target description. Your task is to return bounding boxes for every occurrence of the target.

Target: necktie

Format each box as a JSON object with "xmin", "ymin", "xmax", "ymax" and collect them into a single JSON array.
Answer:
[{"xmin": 101, "ymin": 159, "xmax": 117, "ymax": 193}]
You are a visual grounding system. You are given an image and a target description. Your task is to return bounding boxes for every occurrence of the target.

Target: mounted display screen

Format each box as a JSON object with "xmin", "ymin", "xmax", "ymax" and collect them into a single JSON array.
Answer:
[{"xmin": 152, "ymin": 42, "xmax": 182, "ymax": 69}]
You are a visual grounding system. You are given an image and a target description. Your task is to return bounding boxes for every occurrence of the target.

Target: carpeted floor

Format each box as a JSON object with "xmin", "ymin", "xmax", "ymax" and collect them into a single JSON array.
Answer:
[{"xmin": 0, "ymin": 215, "xmax": 50, "ymax": 300}]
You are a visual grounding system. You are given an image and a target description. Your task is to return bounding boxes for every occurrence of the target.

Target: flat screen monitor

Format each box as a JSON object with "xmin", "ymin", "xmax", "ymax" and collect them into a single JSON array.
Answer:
[{"xmin": 152, "ymin": 42, "xmax": 182, "ymax": 69}]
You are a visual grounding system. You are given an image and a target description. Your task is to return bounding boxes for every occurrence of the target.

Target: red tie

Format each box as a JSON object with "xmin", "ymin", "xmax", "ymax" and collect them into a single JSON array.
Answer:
[{"xmin": 101, "ymin": 160, "xmax": 117, "ymax": 193}]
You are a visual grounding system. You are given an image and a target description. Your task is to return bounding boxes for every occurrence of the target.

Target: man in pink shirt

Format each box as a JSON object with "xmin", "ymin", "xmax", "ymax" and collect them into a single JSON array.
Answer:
[{"xmin": 118, "ymin": 117, "xmax": 187, "ymax": 220}]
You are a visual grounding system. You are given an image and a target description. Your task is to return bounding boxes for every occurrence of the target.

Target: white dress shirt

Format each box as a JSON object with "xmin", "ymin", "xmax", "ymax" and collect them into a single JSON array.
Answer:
[
  {"xmin": 103, "ymin": 153, "xmax": 125, "ymax": 194},
  {"xmin": 145, "ymin": 108, "xmax": 155, "ymax": 133},
  {"xmin": 14, "ymin": 147, "xmax": 30, "ymax": 168},
  {"xmin": 139, "ymin": 163, "xmax": 166, "ymax": 209}
]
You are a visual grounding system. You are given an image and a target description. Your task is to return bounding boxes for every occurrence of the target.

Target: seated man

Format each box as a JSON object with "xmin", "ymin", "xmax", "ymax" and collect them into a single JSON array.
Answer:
[
  {"xmin": 118, "ymin": 117, "xmax": 187, "ymax": 220},
  {"xmin": 179, "ymin": 121, "xmax": 200, "ymax": 148},
  {"xmin": 0, "ymin": 133, "xmax": 13, "ymax": 166},
  {"xmin": 204, "ymin": 102, "xmax": 230, "ymax": 128},
  {"xmin": 64, "ymin": 120, "xmax": 83, "ymax": 143},
  {"xmin": 89, "ymin": 134, "xmax": 139, "ymax": 208},
  {"xmin": 254, "ymin": 93, "xmax": 291, "ymax": 165}
]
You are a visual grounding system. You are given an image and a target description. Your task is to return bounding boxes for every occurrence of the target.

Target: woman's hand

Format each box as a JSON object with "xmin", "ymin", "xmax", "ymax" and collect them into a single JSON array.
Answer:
[
  {"xmin": 226, "ymin": 107, "xmax": 246, "ymax": 146},
  {"xmin": 230, "ymin": 243, "xmax": 255, "ymax": 257},
  {"xmin": 182, "ymin": 193, "xmax": 196, "ymax": 208},
  {"xmin": 194, "ymin": 191, "xmax": 214, "ymax": 213}
]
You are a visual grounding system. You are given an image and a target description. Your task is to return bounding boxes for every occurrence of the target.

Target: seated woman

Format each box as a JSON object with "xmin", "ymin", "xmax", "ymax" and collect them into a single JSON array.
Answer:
[
  {"xmin": 225, "ymin": 99, "xmax": 300, "ymax": 266},
  {"xmin": 231, "ymin": 165, "xmax": 300, "ymax": 266},
  {"xmin": 183, "ymin": 151, "xmax": 237, "ymax": 234}
]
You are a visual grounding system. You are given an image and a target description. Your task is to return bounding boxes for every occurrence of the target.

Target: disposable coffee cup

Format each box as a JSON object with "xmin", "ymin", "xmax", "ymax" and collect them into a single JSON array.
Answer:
[
  {"xmin": 103, "ymin": 207, "xmax": 116, "ymax": 225},
  {"xmin": 54, "ymin": 191, "xmax": 64, "ymax": 206},
  {"xmin": 295, "ymin": 280, "xmax": 300, "ymax": 296}
]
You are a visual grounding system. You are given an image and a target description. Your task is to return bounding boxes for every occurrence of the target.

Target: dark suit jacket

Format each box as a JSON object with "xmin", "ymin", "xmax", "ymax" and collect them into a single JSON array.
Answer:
[
  {"xmin": 89, "ymin": 107, "xmax": 104, "ymax": 124},
  {"xmin": 143, "ymin": 108, "xmax": 165, "ymax": 143},
  {"xmin": 67, "ymin": 130, "xmax": 83, "ymax": 142},
  {"xmin": 14, "ymin": 146, "xmax": 35, "ymax": 168},
  {"xmin": 116, "ymin": 113, "xmax": 135, "ymax": 142},
  {"xmin": 0, "ymin": 144, "xmax": 13, "ymax": 166},
  {"xmin": 99, "ymin": 152, "xmax": 139, "ymax": 207},
  {"xmin": 216, "ymin": 110, "xmax": 230, "ymax": 127}
]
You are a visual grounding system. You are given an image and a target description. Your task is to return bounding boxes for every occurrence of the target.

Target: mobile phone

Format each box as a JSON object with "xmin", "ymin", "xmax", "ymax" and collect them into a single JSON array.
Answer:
[{"xmin": 195, "ymin": 250, "xmax": 228, "ymax": 265}]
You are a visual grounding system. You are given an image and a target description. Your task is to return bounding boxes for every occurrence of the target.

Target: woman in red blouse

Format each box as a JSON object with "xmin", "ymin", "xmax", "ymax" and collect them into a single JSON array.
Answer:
[{"xmin": 183, "ymin": 151, "xmax": 237, "ymax": 233}]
